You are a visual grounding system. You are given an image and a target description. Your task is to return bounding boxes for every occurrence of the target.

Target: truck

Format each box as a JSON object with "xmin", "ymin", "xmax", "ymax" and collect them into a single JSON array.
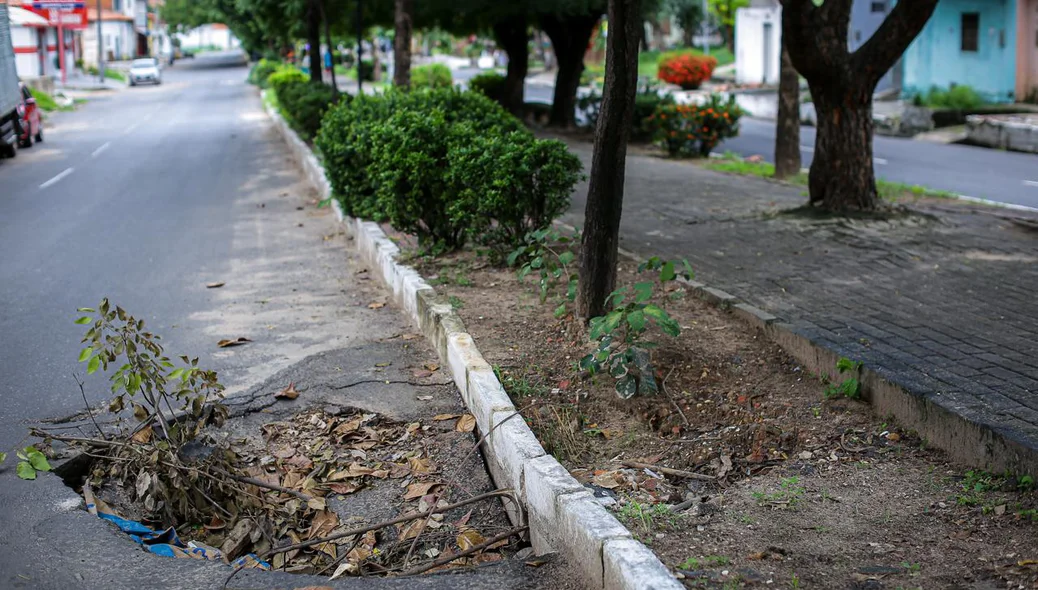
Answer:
[{"xmin": 0, "ymin": 4, "xmax": 22, "ymax": 158}]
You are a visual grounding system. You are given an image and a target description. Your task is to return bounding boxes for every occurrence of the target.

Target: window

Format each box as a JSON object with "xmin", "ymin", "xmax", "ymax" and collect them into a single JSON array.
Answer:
[
  {"xmin": 870, "ymin": 2, "xmax": 886, "ymax": 13},
  {"xmin": 961, "ymin": 13, "xmax": 979, "ymax": 52}
]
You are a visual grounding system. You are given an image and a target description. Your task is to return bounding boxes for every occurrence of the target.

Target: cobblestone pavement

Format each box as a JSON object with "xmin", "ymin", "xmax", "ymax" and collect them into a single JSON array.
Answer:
[{"xmin": 560, "ymin": 139, "xmax": 1038, "ymax": 466}]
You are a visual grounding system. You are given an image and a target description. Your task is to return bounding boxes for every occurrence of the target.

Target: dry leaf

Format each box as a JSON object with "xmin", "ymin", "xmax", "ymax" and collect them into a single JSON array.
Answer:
[
  {"xmin": 286, "ymin": 454, "xmax": 313, "ymax": 470},
  {"xmin": 217, "ymin": 337, "xmax": 252, "ymax": 348},
  {"xmin": 408, "ymin": 456, "xmax": 432, "ymax": 473},
  {"xmin": 591, "ymin": 471, "xmax": 621, "ymax": 489},
  {"xmin": 274, "ymin": 383, "xmax": 300, "ymax": 400},
  {"xmin": 402, "ymin": 333, "xmax": 420, "ymax": 340},
  {"xmin": 308, "ymin": 510, "xmax": 339, "ymax": 540},
  {"xmin": 417, "ymin": 395, "xmax": 433, "ymax": 401},
  {"xmin": 327, "ymin": 482, "xmax": 361, "ymax": 495},
  {"xmin": 367, "ymin": 302, "xmax": 385, "ymax": 309},
  {"xmin": 457, "ymin": 529, "xmax": 485, "ymax": 551},
  {"xmin": 423, "ymin": 362, "xmax": 439, "ymax": 372},
  {"xmin": 412, "ymin": 369, "xmax": 433, "ymax": 379},
  {"xmin": 398, "ymin": 518, "xmax": 425, "ymax": 541},
  {"xmin": 455, "ymin": 414, "xmax": 476, "ymax": 433},
  {"xmin": 433, "ymin": 414, "xmax": 460, "ymax": 421},
  {"xmin": 307, "ymin": 496, "xmax": 327, "ymax": 511},
  {"xmin": 404, "ymin": 482, "xmax": 440, "ymax": 500},
  {"xmin": 206, "ymin": 282, "xmax": 225, "ymax": 289},
  {"xmin": 131, "ymin": 425, "xmax": 153, "ymax": 444}
]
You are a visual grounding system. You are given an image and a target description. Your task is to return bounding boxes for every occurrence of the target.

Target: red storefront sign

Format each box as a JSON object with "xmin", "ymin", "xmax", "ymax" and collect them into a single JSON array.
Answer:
[{"xmin": 27, "ymin": 2, "xmax": 88, "ymax": 30}]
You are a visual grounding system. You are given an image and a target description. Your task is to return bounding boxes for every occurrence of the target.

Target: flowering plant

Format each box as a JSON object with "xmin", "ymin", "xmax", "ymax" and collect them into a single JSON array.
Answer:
[
  {"xmin": 649, "ymin": 94, "xmax": 743, "ymax": 157},
  {"xmin": 657, "ymin": 52, "xmax": 718, "ymax": 90}
]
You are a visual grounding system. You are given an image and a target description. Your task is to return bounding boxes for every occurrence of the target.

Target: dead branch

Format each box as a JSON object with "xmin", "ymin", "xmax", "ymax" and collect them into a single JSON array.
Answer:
[
  {"xmin": 400, "ymin": 526, "xmax": 528, "ymax": 576},
  {"xmin": 73, "ymin": 374, "xmax": 107, "ymax": 440},
  {"xmin": 212, "ymin": 468, "xmax": 314, "ymax": 502},
  {"xmin": 660, "ymin": 367, "xmax": 691, "ymax": 427},
  {"xmin": 621, "ymin": 460, "xmax": 715, "ymax": 481},
  {"xmin": 261, "ymin": 489, "xmax": 519, "ymax": 558}
]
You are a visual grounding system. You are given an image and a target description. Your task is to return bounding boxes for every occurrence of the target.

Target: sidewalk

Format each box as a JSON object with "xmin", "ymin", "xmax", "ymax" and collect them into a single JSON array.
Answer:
[{"xmin": 559, "ymin": 138, "xmax": 1038, "ymax": 472}]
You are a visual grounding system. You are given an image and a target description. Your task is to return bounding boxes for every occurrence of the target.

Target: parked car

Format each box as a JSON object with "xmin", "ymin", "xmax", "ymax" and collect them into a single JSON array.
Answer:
[
  {"xmin": 129, "ymin": 58, "xmax": 162, "ymax": 86},
  {"xmin": 16, "ymin": 83, "xmax": 41, "ymax": 148}
]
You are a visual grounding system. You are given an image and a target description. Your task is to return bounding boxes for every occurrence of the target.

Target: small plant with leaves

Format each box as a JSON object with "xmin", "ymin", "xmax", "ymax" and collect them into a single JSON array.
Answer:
[
  {"xmin": 823, "ymin": 357, "xmax": 863, "ymax": 399},
  {"xmin": 508, "ymin": 227, "xmax": 580, "ymax": 317},
  {"xmin": 76, "ymin": 299, "xmax": 227, "ymax": 443},
  {"xmin": 579, "ymin": 258, "xmax": 692, "ymax": 398},
  {"xmin": 1, "ymin": 446, "xmax": 52, "ymax": 480}
]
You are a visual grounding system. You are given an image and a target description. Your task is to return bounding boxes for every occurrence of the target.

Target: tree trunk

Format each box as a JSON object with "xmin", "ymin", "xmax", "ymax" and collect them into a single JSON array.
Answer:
[
  {"xmin": 809, "ymin": 81, "xmax": 877, "ymax": 210},
  {"xmin": 493, "ymin": 17, "xmax": 529, "ymax": 115},
  {"xmin": 577, "ymin": 0, "xmax": 642, "ymax": 320},
  {"xmin": 393, "ymin": 0, "xmax": 413, "ymax": 88},
  {"xmin": 541, "ymin": 13, "xmax": 600, "ymax": 128},
  {"xmin": 306, "ymin": 0, "xmax": 322, "ymax": 84},
  {"xmin": 773, "ymin": 36, "xmax": 800, "ymax": 179},
  {"xmin": 319, "ymin": 0, "xmax": 337, "ymax": 95}
]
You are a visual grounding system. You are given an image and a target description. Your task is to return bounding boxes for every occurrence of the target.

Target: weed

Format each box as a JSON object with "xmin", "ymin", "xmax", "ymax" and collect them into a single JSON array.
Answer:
[
  {"xmin": 508, "ymin": 228, "xmax": 579, "ymax": 313},
  {"xmin": 492, "ymin": 365, "xmax": 546, "ymax": 398},
  {"xmin": 823, "ymin": 357, "xmax": 862, "ymax": 399},
  {"xmin": 753, "ymin": 476, "xmax": 806, "ymax": 508},
  {"xmin": 900, "ymin": 561, "xmax": 922, "ymax": 575},
  {"xmin": 790, "ymin": 573, "xmax": 801, "ymax": 589},
  {"xmin": 811, "ymin": 406, "xmax": 821, "ymax": 418},
  {"xmin": 956, "ymin": 470, "xmax": 996, "ymax": 506},
  {"xmin": 679, "ymin": 555, "xmax": 730, "ymax": 569},
  {"xmin": 447, "ymin": 295, "xmax": 465, "ymax": 309},
  {"xmin": 619, "ymin": 500, "xmax": 676, "ymax": 531}
]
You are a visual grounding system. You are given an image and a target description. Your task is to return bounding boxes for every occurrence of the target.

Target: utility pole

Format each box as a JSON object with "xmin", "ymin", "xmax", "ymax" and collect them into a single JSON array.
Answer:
[
  {"xmin": 355, "ymin": 0, "xmax": 363, "ymax": 95},
  {"xmin": 96, "ymin": 0, "xmax": 104, "ymax": 83}
]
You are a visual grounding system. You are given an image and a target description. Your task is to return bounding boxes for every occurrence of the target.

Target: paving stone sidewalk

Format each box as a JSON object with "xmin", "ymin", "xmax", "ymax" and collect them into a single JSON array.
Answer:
[{"xmin": 560, "ymin": 139, "xmax": 1038, "ymax": 469}]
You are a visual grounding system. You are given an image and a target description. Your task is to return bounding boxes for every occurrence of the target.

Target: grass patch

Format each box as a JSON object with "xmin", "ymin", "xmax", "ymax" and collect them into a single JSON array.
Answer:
[
  {"xmin": 105, "ymin": 69, "xmax": 126, "ymax": 83},
  {"xmin": 701, "ymin": 153, "xmax": 957, "ymax": 203},
  {"xmin": 29, "ymin": 88, "xmax": 71, "ymax": 112}
]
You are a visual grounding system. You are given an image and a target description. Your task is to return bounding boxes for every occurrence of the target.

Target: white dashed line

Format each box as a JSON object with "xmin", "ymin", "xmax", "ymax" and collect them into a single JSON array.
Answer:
[
  {"xmin": 1024, "ymin": 180, "xmax": 1038, "ymax": 188},
  {"xmin": 91, "ymin": 142, "xmax": 111, "ymax": 158},
  {"xmin": 39, "ymin": 167, "xmax": 74, "ymax": 190},
  {"xmin": 874, "ymin": 157, "xmax": 889, "ymax": 165},
  {"xmin": 800, "ymin": 145, "xmax": 814, "ymax": 152},
  {"xmin": 123, "ymin": 122, "xmax": 140, "ymax": 134}
]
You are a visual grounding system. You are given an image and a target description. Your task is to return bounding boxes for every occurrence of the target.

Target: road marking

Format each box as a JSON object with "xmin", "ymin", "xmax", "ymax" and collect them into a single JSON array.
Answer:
[
  {"xmin": 874, "ymin": 157, "xmax": 888, "ymax": 165},
  {"xmin": 91, "ymin": 142, "xmax": 111, "ymax": 158},
  {"xmin": 800, "ymin": 145, "xmax": 814, "ymax": 152},
  {"xmin": 40, "ymin": 167, "xmax": 74, "ymax": 189},
  {"xmin": 1024, "ymin": 180, "xmax": 1038, "ymax": 188},
  {"xmin": 123, "ymin": 122, "xmax": 140, "ymax": 134}
]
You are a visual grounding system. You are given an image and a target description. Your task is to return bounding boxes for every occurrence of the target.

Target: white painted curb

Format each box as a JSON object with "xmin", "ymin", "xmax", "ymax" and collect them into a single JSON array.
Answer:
[{"xmin": 261, "ymin": 90, "xmax": 682, "ymax": 589}]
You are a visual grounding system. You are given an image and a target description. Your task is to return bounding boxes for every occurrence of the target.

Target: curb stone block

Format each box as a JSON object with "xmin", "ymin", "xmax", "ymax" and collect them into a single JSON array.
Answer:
[
  {"xmin": 414, "ymin": 289, "xmax": 454, "ymax": 359},
  {"xmin": 732, "ymin": 302, "xmax": 778, "ymax": 330},
  {"xmin": 555, "ymin": 493, "xmax": 632, "ymax": 588},
  {"xmin": 603, "ymin": 539, "xmax": 683, "ymax": 590},
  {"xmin": 486, "ymin": 409, "xmax": 546, "ymax": 498},
  {"xmin": 697, "ymin": 286, "xmax": 737, "ymax": 308},
  {"xmin": 523, "ymin": 455, "xmax": 585, "ymax": 527},
  {"xmin": 466, "ymin": 365, "xmax": 516, "ymax": 434},
  {"xmin": 446, "ymin": 333, "xmax": 491, "ymax": 400}
]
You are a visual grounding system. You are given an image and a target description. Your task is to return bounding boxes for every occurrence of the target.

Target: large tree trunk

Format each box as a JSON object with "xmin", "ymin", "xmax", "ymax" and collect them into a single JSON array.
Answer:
[
  {"xmin": 393, "ymin": 0, "xmax": 413, "ymax": 88},
  {"xmin": 319, "ymin": 0, "xmax": 337, "ymax": 95},
  {"xmin": 577, "ymin": 0, "xmax": 641, "ymax": 320},
  {"xmin": 773, "ymin": 36, "xmax": 800, "ymax": 179},
  {"xmin": 306, "ymin": 0, "xmax": 322, "ymax": 84},
  {"xmin": 493, "ymin": 16, "xmax": 529, "ymax": 115},
  {"xmin": 780, "ymin": 0, "xmax": 938, "ymax": 211},
  {"xmin": 809, "ymin": 81, "xmax": 877, "ymax": 210},
  {"xmin": 541, "ymin": 13, "xmax": 600, "ymax": 128}
]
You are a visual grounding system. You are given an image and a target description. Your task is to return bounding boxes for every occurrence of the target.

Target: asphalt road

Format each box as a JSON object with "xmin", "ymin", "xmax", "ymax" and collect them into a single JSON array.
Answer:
[{"xmin": 523, "ymin": 81, "xmax": 1038, "ymax": 209}]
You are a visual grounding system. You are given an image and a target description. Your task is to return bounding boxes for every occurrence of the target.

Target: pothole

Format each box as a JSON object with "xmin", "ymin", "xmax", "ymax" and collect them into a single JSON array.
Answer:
[{"xmin": 44, "ymin": 404, "xmax": 525, "ymax": 579}]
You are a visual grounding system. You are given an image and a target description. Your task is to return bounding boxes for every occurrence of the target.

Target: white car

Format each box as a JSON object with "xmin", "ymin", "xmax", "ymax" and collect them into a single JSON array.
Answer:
[{"xmin": 129, "ymin": 58, "xmax": 162, "ymax": 86}]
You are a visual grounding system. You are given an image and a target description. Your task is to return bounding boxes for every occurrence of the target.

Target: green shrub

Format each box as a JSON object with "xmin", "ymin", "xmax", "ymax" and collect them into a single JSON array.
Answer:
[
  {"xmin": 318, "ymin": 88, "xmax": 575, "ymax": 253},
  {"xmin": 248, "ymin": 58, "xmax": 282, "ymax": 88},
  {"xmin": 919, "ymin": 85, "xmax": 985, "ymax": 109},
  {"xmin": 579, "ymin": 82, "xmax": 675, "ymax": 140},
  {"xmin": 28, "ymin": 88, "xmax": 62, "ymax": 112},
  {"xmin": 651, "ymin": 94, "xmax": 743, "ymax": 157},
  {"xmin": 468, "ymin": 72, "xmax": 507, "ymax": 103},
  {"xmin": 656, "ymin": 50, "xmax": 717, "ymax": 90},
  {"xmin": 411, "ymin": 64, "xmax": 453, "ymax": 89},
  {"xmin": 356, "ymin": 60, "xmax": 375, "ymax": 82},
  {"xmin": 450, "ymin": 130, "xmax": 582, "ymax": 253},
  {"xmin": 276, "ymin": 81, "xmax": 341, "ymax": 141}
]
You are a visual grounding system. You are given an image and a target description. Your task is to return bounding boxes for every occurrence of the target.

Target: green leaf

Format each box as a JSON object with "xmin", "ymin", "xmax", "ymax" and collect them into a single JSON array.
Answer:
[
  {"xmin": 76, "ymin": 307, "xmax": 96, "ymax": 313},
  {"xmin": 87, "ymin": 356, "xmax": 101, "ymax": 375},
  {"xmin": 25, "ymin": 449, "xmax": 50, "ymax": 472},
  {"xmin": 78, "ymin": 348, "xmax": 92, "ymax": 363},
  {"xmin": 16, "ymin": 461, "xmax": 36, "ymax": 480},
  {"xmin": 659, "ymin": 261, "xmax": 676, "ymax": 282},
  {"xmin": 554, "ymin": 303, "xmax": 568, "ymax": 318},
  {"xmin": 615, "ymin": 375, "xmax": 637, "ymax": 399},
  {"xmin": 626, "ymin": 309, "xmax": 647, "ymax": 333},
  {"xmin": 0, "ymin": 452, "xmax": 6, "ymax": 463},
  {"xmin": 633, "ymin": 282, "xmax": 654, "ymax": 303},
  {"xmin": 644, "ymin": 304, "xmax": 681, "ymax": 337},
  {"xmin": 558, "ymin": 251, "xmax": 575, "ymax": 265},
  {"xmin": 680, "ymin": 259, "xmax": 694, "ymax": 280},
  {"xmin": 74, "ymin": 316, "xmax": 92, "ymax": 325}
]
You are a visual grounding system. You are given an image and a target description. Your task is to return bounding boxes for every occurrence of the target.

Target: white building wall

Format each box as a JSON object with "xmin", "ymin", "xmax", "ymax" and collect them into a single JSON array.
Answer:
[
  {"xmin": 11, "ymin": 26, "xmax": 41, "ymax": 78},
  {"xmin": 734, "ymin": 6, "xmax": 782, "ymax": 85}
]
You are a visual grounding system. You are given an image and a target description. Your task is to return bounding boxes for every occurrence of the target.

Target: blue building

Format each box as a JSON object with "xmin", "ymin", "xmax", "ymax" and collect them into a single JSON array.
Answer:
[
  {"xmin": 901, "ymin": 0, "xmax": 1020, "ymax": 103},
  {"xmin": 849, "ymin": 0, "xmax": 899, "ymax": 93}
]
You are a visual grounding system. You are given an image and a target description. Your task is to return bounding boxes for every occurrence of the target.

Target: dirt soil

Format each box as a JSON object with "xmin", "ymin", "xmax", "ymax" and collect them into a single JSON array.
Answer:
[{"xmin": 409, "ymin": 244, "xmax": 1038, "ymax": 590}]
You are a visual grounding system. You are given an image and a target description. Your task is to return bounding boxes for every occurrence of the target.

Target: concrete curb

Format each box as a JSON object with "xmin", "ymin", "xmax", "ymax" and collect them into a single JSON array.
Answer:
[
  {"xmin": 567, "ymin": 222, "xmax": 1038, "ymax": 477},
  {"xmin": 261, "ymin": 91, "xmax": 683, "ymax": 590}
]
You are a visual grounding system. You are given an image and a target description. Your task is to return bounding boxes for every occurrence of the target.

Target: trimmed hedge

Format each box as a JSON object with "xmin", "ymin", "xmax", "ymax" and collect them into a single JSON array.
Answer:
[
  {"xmin": 248, "ymin": 59, "xmax": 281, "ymax": 88},
  {"xmin": 317, "ymin": 88, "xmax": 581, "ymax": 253},
  {"xmin": 277, "ymin": 81, "xmax": 341, "ymax": 141},
  {"xmin": 468, "ymin": 72, "xmax": 507, "ymax": 104},
  {"xmin": 411, "ymin": 64, "xmax": 453, "ymax": 89}
]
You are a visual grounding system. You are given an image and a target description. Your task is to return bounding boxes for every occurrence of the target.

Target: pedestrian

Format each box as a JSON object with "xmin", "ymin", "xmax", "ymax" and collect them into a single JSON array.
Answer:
[
  {"xmin": 323, "ymin": 47, "xmax": 332, "ymax": 79},
  {"xmin": 301, "ymin": 50, "xmax": 310, "ymax": 76}
]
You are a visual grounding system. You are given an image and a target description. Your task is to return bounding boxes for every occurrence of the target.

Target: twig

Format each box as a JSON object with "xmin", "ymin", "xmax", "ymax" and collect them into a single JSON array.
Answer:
[
  {"xmin": 621, "ymin": 460, "xmax": 715, "ymax": 481},
  {"xmin": 315, "ymin": 533, "xmax": 365, "ymax": 577},
  {"xmin": 260, "ymin": 489, "xmax": 518, "ymax": 559},
  {"xmin": 669, "ymin": 497, "xmax": 697, "ymax": 513},
  {"xmin": 402, "ymin": 491, "xmax": 441, "ymax": 567},
  {"xmin": 34, "ymin": 431, "xmax": 135, "ymax": 449},
  {"xmin": 660, "ymin": 367, "xmax": 690, "ymax": 427},
  {"xmin": 213, "ymin": 468, "xmax": 314, "ymax": 502},
  {"xmin": 399, "ymin": 526, "xmax": 527, "ymax": 576},
  {"xmin": 441, "ymin": 406, "xmax": 528, "ymax": 501},
  {"xmin": 73, "ymin": 373, "xmax": 107, "ymax": 440}
]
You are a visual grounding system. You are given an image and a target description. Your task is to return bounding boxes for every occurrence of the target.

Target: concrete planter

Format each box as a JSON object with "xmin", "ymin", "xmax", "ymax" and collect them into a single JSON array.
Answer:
[{"xmin": 965, "ymin": 114, "xmax": 1038, "ymax": 153}]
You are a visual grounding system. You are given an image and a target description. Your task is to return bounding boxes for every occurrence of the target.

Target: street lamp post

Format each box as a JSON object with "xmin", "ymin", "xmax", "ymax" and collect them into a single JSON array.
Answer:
[{"xmin": 96, "ymin": 0, "xmax": 104, "ymax": 83}]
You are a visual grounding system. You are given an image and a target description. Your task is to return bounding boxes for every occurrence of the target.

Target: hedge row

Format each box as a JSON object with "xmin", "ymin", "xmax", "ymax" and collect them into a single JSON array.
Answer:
[
  {"xmin": 316, "ymin": 88, "xmax": 583, "ymax": 254},
  {"xmin": 267, "ymin": 65, "xmax": 342, "ymax": 142}
]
